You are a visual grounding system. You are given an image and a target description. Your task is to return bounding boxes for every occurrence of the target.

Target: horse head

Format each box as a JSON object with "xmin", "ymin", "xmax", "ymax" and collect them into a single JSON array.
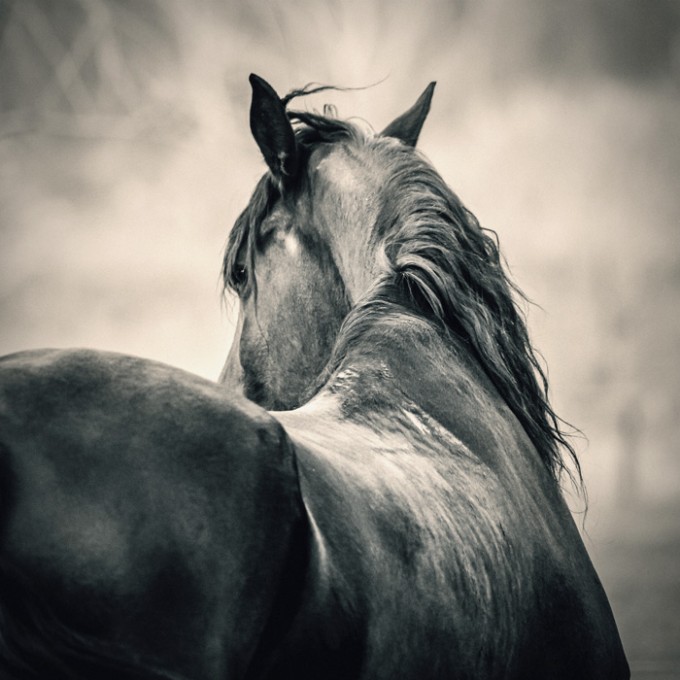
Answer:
[{"xmin": 220, "ymin": 74, "xmax": 435, "ymax": 411}]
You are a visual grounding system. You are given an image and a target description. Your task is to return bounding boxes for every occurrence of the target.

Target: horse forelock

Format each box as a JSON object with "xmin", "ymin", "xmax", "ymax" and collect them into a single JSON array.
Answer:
[
  {"xmin": 222, "ymin": 174, "xmax": 276, "ymax": 298},
  {"xmin": 222, "ymin": 110, "xmax": 362, "ymax": 299}
]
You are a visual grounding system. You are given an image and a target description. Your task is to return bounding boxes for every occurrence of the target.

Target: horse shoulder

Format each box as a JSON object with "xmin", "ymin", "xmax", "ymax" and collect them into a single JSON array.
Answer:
[
  {"xmin": 274, "ymin": 394, "xmax": 627, "ymax": 679},
  {"xmin": 273, "ymin": 400, "xmax": 519, "ymax": 674}
]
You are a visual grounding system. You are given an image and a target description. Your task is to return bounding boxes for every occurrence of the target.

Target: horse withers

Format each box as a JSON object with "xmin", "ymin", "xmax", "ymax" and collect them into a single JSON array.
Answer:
[{"xmin": 0, "ymin": 75, "xmax": 629, "ymax": 679}]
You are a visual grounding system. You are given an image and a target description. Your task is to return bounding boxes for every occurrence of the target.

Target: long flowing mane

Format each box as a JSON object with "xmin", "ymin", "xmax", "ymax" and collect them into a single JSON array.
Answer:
[{"xmin": 223, "ymin": 89, "xmax": 580, "ymax": 485}]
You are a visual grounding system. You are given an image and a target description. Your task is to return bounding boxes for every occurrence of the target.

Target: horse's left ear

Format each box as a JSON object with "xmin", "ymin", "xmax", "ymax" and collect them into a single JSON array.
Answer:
[
  {"xmin": 249, "ymin": 73, "xmax": 299, "ymax": 181},
  {"xmin": 381, "ymin": 82, "xmax": 436, "ymax": 147}
]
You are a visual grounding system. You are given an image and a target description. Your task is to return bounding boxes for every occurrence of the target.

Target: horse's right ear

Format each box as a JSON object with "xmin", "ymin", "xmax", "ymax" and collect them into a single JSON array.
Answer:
[
  {"xmin": 381, "ymin": 82, "xmax": 436, "ymax": 147},
  {"xmin": 249, "ymin": 74, "xmax": 299, "ymax": 182}
]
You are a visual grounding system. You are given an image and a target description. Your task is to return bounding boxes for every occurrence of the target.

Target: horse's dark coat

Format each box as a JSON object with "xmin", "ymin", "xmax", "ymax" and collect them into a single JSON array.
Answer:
[
  {"xmin": 0, "ymin": 76, "xmax": 628, "ymax": 678},
  {"xmin": 0, "ymin": 349, "xmax": 303, "ymax": 679}
]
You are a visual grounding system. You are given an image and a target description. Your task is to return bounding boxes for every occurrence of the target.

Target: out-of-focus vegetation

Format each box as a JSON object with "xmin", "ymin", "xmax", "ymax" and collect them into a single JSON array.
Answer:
[{"xmin": 1, "ymin": 1, "xmax": 679, "ymax": 670}]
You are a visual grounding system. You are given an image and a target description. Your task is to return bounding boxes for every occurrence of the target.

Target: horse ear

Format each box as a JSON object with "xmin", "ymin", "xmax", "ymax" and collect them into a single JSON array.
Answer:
[
  {"xmin": 381, "ymin": 82, "xmax": 436, "ymax": 147},
  {"xmin": 249, "ymin": 73, "xmax": 299, "ymax": 181}
]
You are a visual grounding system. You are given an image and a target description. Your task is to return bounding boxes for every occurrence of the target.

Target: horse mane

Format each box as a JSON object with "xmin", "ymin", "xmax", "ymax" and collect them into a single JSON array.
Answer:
[
  {"xmin": 222, "ymin": 90, "xmax": 580, "ymax": 486},
  {"xmin": 361, "ymin": 143, "xmax": 580, "ymax": 484}
]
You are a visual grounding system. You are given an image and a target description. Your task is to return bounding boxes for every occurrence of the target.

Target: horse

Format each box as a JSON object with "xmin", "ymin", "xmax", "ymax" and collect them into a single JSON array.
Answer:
[{"xmin": 0, "ymin": 74, "xmax": 629, "ymax": 679}]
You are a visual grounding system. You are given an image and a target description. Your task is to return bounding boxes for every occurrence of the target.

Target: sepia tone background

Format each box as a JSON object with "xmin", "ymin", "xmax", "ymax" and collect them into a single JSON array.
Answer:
[{"xmin": 1, "ymin": 1, "xmax": 679, "ymax": 675}]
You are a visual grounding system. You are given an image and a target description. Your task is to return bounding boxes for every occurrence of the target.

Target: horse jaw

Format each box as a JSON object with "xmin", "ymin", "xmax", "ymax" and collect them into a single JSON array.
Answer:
[{"xmin": 220, "ymin": 311, "xmax": 245, "ymax": 393}]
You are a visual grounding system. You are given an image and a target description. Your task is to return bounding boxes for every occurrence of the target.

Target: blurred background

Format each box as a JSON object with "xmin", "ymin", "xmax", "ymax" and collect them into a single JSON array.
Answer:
[{"xmin": 1, "ymin": 0, "xmax": 679, "ymax": 674}]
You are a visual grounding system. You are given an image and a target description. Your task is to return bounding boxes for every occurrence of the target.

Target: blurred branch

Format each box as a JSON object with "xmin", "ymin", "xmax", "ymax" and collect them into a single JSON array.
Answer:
[
  {"xmin": 13, "ymin": 1, "xmax": 94, "ymax": 111},
  {"xmin": 0, "ymin": 103, "xmax": 193, "ymax": 146},
  {"xmin": 48, "ymin": 0, "xmax": 108, "ymax": 110},
  {"xmin": 10, "ymin": 0, "xmax": 161, "ymax": 118},
  {"xmin": 85, "ymin": 0, "xmax": 141, "ymax": 111},
  {"xmin": 0, "ymin": 0, "xmax": 14, "ymax": 43}
]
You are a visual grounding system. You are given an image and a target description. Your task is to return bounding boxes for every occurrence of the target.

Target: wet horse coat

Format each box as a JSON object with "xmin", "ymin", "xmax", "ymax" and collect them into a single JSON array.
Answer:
[{"xmin": 0, "ymin": 76, "xmax": 628, "ymax": 678}]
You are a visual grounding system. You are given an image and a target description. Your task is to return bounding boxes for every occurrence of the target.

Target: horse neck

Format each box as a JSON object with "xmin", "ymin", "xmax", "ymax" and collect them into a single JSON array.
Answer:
[
  {"xmin": 330, "ymin": 302, "xmax": 492, "ymax": 408},
  {"xmin": 322, "ymin": 303, "xmax": 550, "ymax": 482}
]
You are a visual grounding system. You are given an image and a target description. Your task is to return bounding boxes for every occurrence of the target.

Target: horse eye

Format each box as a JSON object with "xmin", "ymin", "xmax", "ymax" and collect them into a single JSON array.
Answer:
[{"xmin": 231, "ymin": 264, "xmax": 247, "ymax": 289}]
